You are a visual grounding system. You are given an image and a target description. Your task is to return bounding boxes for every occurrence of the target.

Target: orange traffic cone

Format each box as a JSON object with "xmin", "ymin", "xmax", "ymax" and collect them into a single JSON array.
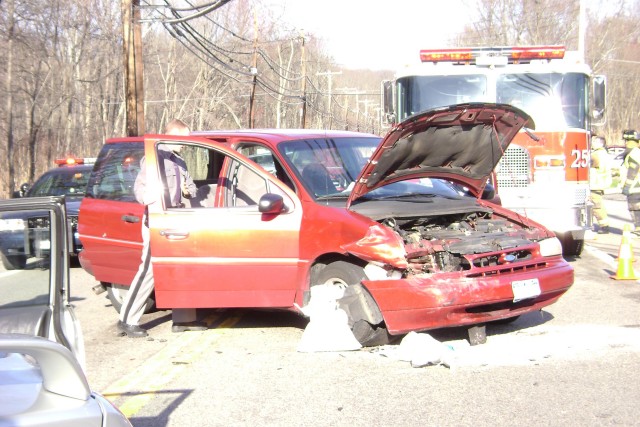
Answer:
[{"xmin": 611, "ymin": 224, "xmax": 637, "ymax": 280}]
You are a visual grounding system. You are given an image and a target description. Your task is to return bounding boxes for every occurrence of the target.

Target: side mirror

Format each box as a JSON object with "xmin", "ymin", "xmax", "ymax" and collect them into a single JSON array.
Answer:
[
  {"xmin": 381, "ymin": 80, "xmax": 396, "ymax": 126},
  {"xmin": 592, "ymin": 75, "xmax": 606, "ymax": 126},
  {"xmin": 13, "ymin": 183, "xmax": 29, "ymax": 198},
  {"xmin": 258, "ymin": 193, "xmax": 286, "ymax": 214}
]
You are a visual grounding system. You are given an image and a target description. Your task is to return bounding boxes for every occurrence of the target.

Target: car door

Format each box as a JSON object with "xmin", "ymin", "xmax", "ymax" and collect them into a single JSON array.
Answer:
[
  {"xmin": 0, "ymin": 196, "xmax": 84, "ymax": 366},
  {"xmin": 144, "ymin": 136, "xmax": 304, "ymax": 310}
]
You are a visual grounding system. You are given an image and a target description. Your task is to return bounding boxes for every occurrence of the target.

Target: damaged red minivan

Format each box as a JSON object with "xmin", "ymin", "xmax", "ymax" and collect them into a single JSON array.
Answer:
[{"xmin": 78, "ymin": 103, "xmax": 573, "ymax": 346}]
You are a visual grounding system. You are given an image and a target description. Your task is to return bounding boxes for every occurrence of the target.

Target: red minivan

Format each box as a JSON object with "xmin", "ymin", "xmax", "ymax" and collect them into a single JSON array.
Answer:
[{"xmin": 78, "ymin": 103, "xmax": 573, "ymax": 346}]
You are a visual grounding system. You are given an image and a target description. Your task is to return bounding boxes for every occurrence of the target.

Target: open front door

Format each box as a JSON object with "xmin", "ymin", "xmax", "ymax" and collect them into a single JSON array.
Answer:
[
  {"xmin": 143, "ymin": 136, "xmax": 303, "ymax": 309},
  {"xmin": 0, "ymin": 196, "xmax": 84, "ymax": 366}
]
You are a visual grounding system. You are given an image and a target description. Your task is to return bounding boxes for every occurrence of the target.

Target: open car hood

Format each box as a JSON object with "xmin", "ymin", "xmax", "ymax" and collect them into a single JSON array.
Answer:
[{"xmin": 347, "ymin": 103, "xmax": 533, "ymax": 205}]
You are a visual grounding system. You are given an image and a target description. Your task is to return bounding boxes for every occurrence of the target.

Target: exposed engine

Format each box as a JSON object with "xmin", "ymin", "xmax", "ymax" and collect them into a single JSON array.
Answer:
[{"xmin": 380, "ymin": 209, "xmax": 536, "ymax": 274}]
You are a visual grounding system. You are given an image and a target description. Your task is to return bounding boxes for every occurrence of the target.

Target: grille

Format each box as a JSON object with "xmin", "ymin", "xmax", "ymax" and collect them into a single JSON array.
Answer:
[{"xmin": 497, "ymin": 146, "xmax": 530, "ymax": 188}]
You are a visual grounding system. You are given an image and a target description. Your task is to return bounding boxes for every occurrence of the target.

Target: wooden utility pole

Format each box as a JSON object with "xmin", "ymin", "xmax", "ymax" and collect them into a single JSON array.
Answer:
[
  {"xmin": 248, "ymin": 9, "xmax": 258, "ymax": 128},
  {"xmin": 122, "ymin": 0, "xmax": 145, "ymax": 136},
  {"xmin": 300, "ymin": 33, "xmax": 307, "ymax": 128}
]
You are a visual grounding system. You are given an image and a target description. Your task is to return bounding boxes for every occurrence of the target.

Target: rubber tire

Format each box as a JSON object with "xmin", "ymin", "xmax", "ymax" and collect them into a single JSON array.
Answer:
[
  {"xmin": 106, "ymin": 283, "xmax": 156, "ymax": 314},
  {"xmin": 315, "ymin": 261, "xmax": 392, "ymax": 347},
  {"xmin": 0, "ymin": 252, "xmax": 27, "ymax": 270},
  {"xmin": 561, "ymin": 234, "xmax": 584, "ymax": 257}
]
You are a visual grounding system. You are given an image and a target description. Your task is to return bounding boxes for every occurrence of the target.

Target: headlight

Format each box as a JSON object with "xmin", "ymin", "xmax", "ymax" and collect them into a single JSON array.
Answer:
[
  {"xmin": 0, "ymin": 218, "xmax": 25, "ymax": 231},
  {"xmin": 539, "ymin": 237, "xmax": 563, "ymax": 257}
]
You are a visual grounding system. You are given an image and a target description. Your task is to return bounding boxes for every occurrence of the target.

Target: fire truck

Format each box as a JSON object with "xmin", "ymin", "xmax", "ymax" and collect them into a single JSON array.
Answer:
[{"xmin": 381, "ymin": 45, "xmax": 606, "ymax": 256}]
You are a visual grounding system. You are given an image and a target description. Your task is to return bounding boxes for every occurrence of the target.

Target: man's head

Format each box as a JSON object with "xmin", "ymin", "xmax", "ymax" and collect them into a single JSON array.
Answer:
[
  {"xmin": 164, "ymin": 119, "xmax": 190, "ymax": 136},
  {"xmin": 163, "ymin": 119, "xmax": 190, "ymax": 153}
]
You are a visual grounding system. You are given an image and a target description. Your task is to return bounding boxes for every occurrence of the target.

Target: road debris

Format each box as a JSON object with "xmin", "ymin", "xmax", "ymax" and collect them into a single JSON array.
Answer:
[
  {"xmin": 374, "ymin": 332, "xmax": 457, "ymax": 368},
  {"xmin": 296, "ymin": 285, "xmax": 362, "ymax": 353}
]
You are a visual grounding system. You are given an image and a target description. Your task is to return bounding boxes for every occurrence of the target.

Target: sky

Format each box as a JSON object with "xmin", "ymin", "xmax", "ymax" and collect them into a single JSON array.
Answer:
[{"xmin": 264, "ymin": 0, "xmax": 472, "ymax": 70}]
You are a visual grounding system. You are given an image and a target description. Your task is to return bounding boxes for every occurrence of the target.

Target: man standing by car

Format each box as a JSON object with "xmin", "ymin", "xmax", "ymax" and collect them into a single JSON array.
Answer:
[
  {"xmin": 117, "ymin": 119, "xmax": 207, "ymax": 338},
  {"xmin": 621, "ymin": 130, "xmax": 640, "ymax": 236},
  {"xmin": 589, "ymin": 135, "xmax": 611, "ymax": 234}
]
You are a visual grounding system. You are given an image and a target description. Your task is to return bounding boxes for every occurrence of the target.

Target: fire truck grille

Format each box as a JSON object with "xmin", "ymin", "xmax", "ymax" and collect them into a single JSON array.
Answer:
[{"xmin": 497, "ymin": 146, "xmax": 529, "ymax": 188}]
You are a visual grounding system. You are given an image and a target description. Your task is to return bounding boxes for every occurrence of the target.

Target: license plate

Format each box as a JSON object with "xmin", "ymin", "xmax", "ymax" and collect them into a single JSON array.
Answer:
[{"xmin": 511, "ymin": 278, "xmax": 541, "ymax": 302}]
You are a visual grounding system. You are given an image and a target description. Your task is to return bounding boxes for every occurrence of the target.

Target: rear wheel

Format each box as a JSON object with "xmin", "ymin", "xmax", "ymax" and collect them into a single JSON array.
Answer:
[
  {"xmin": 314, "ymin": 261, "xmax": 392, "ymax": 347},
  {"xmin": 0, "ymin": 252, "xmax": 27, "ymax": 270},
  {"xmin": 106, "ymin": 283, "xmax": 156, "ymax": 314}
]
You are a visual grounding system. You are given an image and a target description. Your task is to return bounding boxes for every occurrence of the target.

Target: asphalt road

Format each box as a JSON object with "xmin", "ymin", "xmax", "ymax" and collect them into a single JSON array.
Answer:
[{"xmin": 62, "ymin": 193, "xmax": 640, "ymax": 427}]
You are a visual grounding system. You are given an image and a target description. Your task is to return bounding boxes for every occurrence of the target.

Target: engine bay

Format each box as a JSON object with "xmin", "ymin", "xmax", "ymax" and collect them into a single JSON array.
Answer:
[{"xmin": 380, "ymin": 209, "xmax": 538, "ymax": 274}]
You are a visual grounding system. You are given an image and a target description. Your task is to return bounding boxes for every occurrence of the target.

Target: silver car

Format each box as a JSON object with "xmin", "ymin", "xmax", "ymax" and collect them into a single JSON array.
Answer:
[{"xmin": 0, "ymin": 196, "xmax": 131, "ymax": 427}]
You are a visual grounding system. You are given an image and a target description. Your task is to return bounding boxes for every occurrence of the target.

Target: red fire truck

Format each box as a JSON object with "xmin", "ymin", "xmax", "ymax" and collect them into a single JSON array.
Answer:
[{"xmin": 381, "ymin": 45, "xmax": 606, "ymax": 256}]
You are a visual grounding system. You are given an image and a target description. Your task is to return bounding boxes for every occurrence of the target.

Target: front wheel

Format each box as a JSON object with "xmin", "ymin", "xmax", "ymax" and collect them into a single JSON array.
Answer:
[
  {"xmin": 560, "ymin": 234, "xmax": 584, "ymax": 257},
  {"xmin": 314, "ymin": 261, "xmax": 392, "ymax": 347},
  {"xmin": 106, "ymin": 283, "xmax": 156, "ymax": 314}
]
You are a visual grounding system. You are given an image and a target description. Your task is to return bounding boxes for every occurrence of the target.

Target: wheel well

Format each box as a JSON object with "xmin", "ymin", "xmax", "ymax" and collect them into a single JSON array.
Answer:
[
  {"xmin": 305, "ymin": 255, "xmax": 382, "ymax": 326},
  {"xmin": 308, "ymin": 253, "xmax": 367, "ymax": 286}
]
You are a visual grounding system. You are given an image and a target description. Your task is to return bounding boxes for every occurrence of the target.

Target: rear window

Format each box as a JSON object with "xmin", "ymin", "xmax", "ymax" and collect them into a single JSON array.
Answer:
[{"xmin": 86, "ymin": 142, "xmax": 144, "ymax": 202}]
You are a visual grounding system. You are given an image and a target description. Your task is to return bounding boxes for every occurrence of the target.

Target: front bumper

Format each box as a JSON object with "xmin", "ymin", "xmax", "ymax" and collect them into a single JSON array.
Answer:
[{"xmin": 362, "ymin": 256, "xmax": 574, "ymax": 335}]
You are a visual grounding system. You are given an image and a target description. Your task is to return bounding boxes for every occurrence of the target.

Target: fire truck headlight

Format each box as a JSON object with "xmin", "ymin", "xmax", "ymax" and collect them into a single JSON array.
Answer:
[
  {"xmin": 539, "ymin": 237, "xmax": 563, "ymax": 257},
  {"xmin": 0, "ymin": 218, "xmax": 25, "ymax": 231}
]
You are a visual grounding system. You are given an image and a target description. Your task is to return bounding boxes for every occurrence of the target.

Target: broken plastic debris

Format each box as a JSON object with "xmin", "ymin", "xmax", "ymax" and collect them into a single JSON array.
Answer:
[
  {"xmin": 375, "ymin": 332, "xmax": 457, "ymax": 368},
  {"xmin": 296, "ymin": 285, "xmax": 362, "ymax": 353}
]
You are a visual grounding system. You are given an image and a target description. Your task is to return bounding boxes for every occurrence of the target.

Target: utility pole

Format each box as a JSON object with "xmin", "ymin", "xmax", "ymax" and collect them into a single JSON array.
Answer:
[
  {"xmin": 248, "ymin": 9, "xmax": 258, "ymax": 128},
  {"xmin": 578, "ymin": 0, "xmax": 586, "ymax": 62},
  {"xmin": 300, "ymin": 33, "xmax": 307, "ymax": 128},
  {"xmin": 122, "ymin": 0, "xmax": 145, "ymax": 136},
  {"xmin": 316, "ymin": 70, "xmax": 342, "ymax": 128}
]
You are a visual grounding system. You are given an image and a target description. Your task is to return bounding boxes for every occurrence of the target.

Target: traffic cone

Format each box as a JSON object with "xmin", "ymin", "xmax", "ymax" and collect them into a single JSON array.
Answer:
[{"xmin": 611, "ymin": 224, "xmax": 637, "ymax": 280}]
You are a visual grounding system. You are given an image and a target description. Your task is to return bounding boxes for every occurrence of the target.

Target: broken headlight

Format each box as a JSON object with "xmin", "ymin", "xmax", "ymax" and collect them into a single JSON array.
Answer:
[{"xmin": 539, "ymin": 237, "xmax": 563, "ymax": 257}]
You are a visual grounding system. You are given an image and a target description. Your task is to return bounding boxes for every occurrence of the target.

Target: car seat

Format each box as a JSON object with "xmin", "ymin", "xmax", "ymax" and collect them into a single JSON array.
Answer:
[{"xmin": 302, "ymin": 163, "xmax": 337, "ymax": 197}]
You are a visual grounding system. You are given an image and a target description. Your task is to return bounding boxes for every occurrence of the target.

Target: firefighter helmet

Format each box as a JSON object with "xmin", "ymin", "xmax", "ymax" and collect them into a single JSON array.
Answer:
[{"xmin": 623, "ymin": 129, "xmax": 639, "ymax": 141}]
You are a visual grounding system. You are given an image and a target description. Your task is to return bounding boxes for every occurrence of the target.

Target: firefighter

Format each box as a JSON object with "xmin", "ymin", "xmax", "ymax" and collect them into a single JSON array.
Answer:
[
  {"xmin": 589, "ymin": 135, "xmax": 611, "ymax": 234},
  {"xmin": 621, "ymin": 130, "xmax": 640, "ymax": 235}
]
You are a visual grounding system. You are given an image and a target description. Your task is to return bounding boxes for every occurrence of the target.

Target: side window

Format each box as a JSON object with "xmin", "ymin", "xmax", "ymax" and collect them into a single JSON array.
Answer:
[
  {"xmin": 153, "ymin": 141, "xmax": 290, "ymax": 210},
  {"xmin": 86, "ymin": 142, "xmax": 143, "ymax": 202},
  {"xmin": 237, "ymin": 143, "xmax": 295, "ymax": 191},
  {"xmin": 223, "ymin": 159, "xmax": 269, "ymax": 207},
  {"xmin": 157, "ymin": 142, "xmax": 221, "ymax": 209},
  {"xmin": 0, "ymin": 208, "xmax": 53, "ymax": 333}
]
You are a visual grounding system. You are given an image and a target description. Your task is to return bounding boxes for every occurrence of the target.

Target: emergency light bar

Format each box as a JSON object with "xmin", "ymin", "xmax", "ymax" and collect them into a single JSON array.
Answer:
[
  {"xmin": 55, "ymin": 157, "xmax": 97, "ymax": 166},
  {"xmin": 420, "ymin": 46, "xmax": 566, "ymax": 65}
]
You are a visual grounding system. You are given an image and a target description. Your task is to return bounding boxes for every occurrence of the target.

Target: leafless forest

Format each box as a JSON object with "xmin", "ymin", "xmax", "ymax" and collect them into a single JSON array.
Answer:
[{"xmin": 1, "ymin": 0, "xmax": 639, "ymax": 197}]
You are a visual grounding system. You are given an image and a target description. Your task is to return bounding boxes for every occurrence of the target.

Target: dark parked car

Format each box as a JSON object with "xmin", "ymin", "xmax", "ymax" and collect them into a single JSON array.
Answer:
[{"xmin": 0, "ymin": 158, "xmax": 94, "ymax": 270}]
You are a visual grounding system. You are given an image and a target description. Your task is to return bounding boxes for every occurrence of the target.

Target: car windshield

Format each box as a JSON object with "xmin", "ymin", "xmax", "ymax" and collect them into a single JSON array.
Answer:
[
  {"xmin": 28, "ymin": 168, "xmax": 91, "ymax": 198},
  {"xmin": 279, "ymin": 137, "xmax": 381, "ymax": 198},
  {"xmin": 360, "ymin": 178, "xmax": 464, "ymax": 201}
]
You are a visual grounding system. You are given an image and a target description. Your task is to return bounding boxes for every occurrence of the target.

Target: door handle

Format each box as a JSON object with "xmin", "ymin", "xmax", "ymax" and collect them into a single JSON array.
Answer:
[
  {"xmin": 121, "ymin": 214, "xmax": 140, "ymax": 223},
  {"xmin": 159, "ymin": 230, "xmax": 190, "ymax": 240}
]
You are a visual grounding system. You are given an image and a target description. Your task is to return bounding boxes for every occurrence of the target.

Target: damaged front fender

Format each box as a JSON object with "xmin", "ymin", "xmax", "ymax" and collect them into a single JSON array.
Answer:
[{"xmin": 341, "ymin": 224, "xmax": 408, "ymax": 269}]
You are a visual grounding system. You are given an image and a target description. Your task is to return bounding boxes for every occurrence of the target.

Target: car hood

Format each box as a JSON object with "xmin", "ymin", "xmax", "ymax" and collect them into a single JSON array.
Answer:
[{"xmin": 347, "ymin": 103, "xmax": 533, "ymax": 205}]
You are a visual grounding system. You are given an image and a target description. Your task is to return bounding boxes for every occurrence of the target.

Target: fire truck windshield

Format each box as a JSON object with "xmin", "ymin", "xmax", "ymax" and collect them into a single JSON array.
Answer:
[
  {"xmin": 496, "ymin": 73, "xmax": 587, "ymax": 130},
  {"xmin": 398, "ymin": 74, "xmax": 487, "ymax": 119},
  {"xmin": 396, "ymin": 72, "xmax": 587, "ymax": 130}
]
